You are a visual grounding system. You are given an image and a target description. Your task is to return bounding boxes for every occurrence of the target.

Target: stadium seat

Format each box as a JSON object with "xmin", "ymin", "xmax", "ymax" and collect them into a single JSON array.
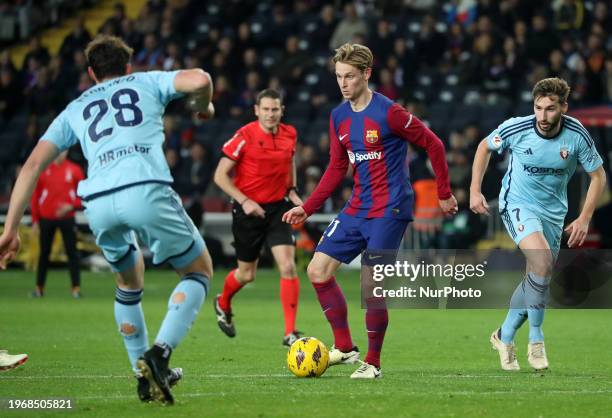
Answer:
[
  {"xmin": 0, "ymin": 132, "xmax": 22, "ymax": 164},
  {"xmin": 284, "ymin": 117, "xmax": 308, "ymax": 135},
  {"xmin": 285, "ymin": 101, "xmax": 313, "ymax": 120},
  {"xmin": 428, "ymin": 101, "xmax": 454, "ymax": 122},
  {"xmin": 315, "ymin": 102, "xmax": 336, "ymax": 120}
]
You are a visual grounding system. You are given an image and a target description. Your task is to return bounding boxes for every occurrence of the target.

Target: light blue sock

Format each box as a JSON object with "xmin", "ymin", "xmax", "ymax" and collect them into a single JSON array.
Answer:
[
  {"xmin": 114, "ymin": 288, "xmax": 148, "ymax": 373},
  {"xmin": 525, "ymin": 272, "xmax": 549, "ymax": 343},
  {"xmin": 155, "ymin": 273, "xmax": 209, "ymax": 349},
  {"xmin": 500, "ymin": 276, "xmax": 528, "ymax": 344}
]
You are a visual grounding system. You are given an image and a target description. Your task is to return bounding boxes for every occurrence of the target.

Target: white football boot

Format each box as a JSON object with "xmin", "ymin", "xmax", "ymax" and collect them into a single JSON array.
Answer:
[
  {"xmin": 527, "ymin": 342, "xmax": 549, "ymax": 371},
  {"xmin": 350, "ymin": 361, "xmax": 382, "ymax": 379},
  {"xmin": 0, "ymin": 350, "xmax": 28, "ymax": 371},
  {"xmin": 490, "ymin": 329, "xmax": 520, "ymax": 371},
  {"xmin": 328, "ymin": 345, "xmax": 360, "ymax": 366}
]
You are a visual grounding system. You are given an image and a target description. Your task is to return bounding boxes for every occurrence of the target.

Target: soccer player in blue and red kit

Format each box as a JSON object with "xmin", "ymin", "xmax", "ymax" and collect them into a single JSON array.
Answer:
[{"xmin": 283, "ymin": 43, "xmax": 458, "ymax": 378}]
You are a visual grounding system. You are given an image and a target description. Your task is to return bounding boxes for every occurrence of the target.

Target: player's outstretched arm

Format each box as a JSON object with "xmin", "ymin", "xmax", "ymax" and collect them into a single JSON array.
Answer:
[
  {"xmin": 0, "ymin": 141, "xmax": 59, "ymax": 269},
  {"xmin": 469, "ymin": 139, "xmax": 492, "ymax": 216},
  {"xmin": 565, "ymin": 166, "xmax": 606, "ymax": 248},
  {"xmin": 174, "ymin": 69, "xmax": 214, "ymax": 119},
  {"xmin": 282, "ymin": 206, "xmax": 308, "ymax": 225}
]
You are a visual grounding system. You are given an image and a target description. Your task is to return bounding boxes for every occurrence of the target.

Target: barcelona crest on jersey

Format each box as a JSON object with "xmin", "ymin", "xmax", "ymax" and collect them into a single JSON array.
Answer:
[{"xmin": 366, "ymin": 130, "xmax": 379, "ymax": 144}]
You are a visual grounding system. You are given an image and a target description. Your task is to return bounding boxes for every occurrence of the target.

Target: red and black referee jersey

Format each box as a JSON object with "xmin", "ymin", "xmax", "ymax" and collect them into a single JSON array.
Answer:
[{"xmin": 221, "ymin": 121, "xmax": 297, "ymax": 204}]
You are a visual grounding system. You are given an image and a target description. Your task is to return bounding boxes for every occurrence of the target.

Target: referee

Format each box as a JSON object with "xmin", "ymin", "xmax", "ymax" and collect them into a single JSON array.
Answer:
[{"xmin": 213, "ymin": 89, "xmax": 303, "ymax": 346}]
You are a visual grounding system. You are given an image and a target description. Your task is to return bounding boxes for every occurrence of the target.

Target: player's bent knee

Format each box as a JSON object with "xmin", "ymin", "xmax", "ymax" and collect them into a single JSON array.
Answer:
[
  {"xmin": 279, "ymin": 261, "xmax": 297, "ymax": 278},
  {"xmin": 307, "ymin": 263, "xmax": 328, "ymax": 284},
  {"xmin": 525, "ymin": 251, "xmax": 553, "ymax": 277}
]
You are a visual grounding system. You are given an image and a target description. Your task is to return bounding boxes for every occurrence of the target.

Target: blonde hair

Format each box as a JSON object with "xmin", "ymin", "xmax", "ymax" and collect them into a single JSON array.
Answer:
[
  {"xmin": 332, "ymin": 43, "xmax": 373, "ymax": 73},
  {"xmin": 532, "ymin": 77, "xmax": 571, "ymax": 104}
]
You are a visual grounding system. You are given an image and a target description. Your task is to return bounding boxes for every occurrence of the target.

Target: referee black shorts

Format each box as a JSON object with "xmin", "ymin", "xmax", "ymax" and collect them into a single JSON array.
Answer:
[{"xmin": 232, "ymin": 198, "xmax": 295, "ymax": 262}]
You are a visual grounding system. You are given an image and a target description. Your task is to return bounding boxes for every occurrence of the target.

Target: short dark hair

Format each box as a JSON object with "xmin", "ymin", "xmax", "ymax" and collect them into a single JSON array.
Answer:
[
  {"xmin": 256, "ymin": 88, "xmax": 283, "ymax": 105},
  {"xmin": 532, "ymin": 77, "xmax": 571, "ymax": 104},
  {"xmin": 85, "ymin": 35, "xmax": 133, "ymax": 80}
]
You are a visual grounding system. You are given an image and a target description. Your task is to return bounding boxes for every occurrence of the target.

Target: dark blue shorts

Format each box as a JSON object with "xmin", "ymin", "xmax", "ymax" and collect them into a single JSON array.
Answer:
[{"xmin": 315, "ymin": 212, "xmax": 409, "ymax": 264}]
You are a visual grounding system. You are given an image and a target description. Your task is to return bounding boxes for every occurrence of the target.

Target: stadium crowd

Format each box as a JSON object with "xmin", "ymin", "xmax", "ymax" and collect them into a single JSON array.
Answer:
[{"xmin": 0, "ymin": 0, "xmax": 611, "ymax": 248}]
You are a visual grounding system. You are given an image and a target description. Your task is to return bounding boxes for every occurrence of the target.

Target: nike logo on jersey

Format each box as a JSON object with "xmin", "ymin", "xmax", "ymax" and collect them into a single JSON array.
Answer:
[{"xmin": 339, "ymin": 134, "xmax": 348, "ymax": 141}]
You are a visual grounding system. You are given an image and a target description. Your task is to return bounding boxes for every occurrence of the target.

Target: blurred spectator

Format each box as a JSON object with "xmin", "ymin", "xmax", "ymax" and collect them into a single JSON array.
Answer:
[
  {"xmin": 18, "ymin": 116, "xmax": 40, "ymax": 165},
  {"xmin": 0, "ymin": 50, "xmax": 16, "ymax": 74},
  {"xmin": 102, "ymin": 2, "xmax": 126, "ymax": 36},
  {"xmin": 47, "ymin": 55, "xmax": 71, "ymax": 110},
  {"xmin": 604, "ymin": 56, "xmax": 612, "ymax": 103},
  {"xmin": 526, "ymin": 13, "xmax": 560, "ymax": 65},
  {"xmin": 21, "ymin": 36, "xmax": 50, "ymax": 69},
  {"xmin": 267, "ymin": 5, "xmax": 293, "ymax": 48},
  {"xmin": 162, "ymin": 41, "xmax": 182, "ymax": 71},
  {"xmin": 26, "ymin": 67, "xmax": 57, "ymax": 116},
  {"xmin": 369, "ymin": 19, "xmax": 394, "ymax": 64},
  {"xmin": 59, "ymin": 17, "xmax": 91, "ymax": 62},
  {"xmin": 134, "ymin": 33, "xmax": 163, "ymax": 70},
  {"xmin": 234, "ymin": 22, "xmax": 255, "ymax": 58},
  {"xmin": 175, "ymin": 141, "xmax": 213, "ymax": 227},
  {"xmin": 234, "ymin": 71, "xmax": 262, "ymax": 119},
  {"xmin": 311, "ymin": 5, "xmax": 337, "ymax": 52},
  {"xmin": 175, "ymin": 141, "xmax": 213, "ymax": 198},
  {"xmin": 120, "ymin": 18, "xmax": 142, "ymax": 52},
  {"xmin": 212, "ymin": 75, "xmax": 235, "ymax": 119},
  {"xmin": 414, "ymin": 14, "xmax": 446, "ymax": 68},
  {"xmin": 376, "ymin": 67, "xmax": 399, "ymax": 101},
  {"xmin": 329, "ymin": 3, "xmax": 368, "ymax": 50},
  {"xmin": 165, "ymin": 148, "xmax": 181, "ymax": 179},
  {"xmin": 135, "ymin": 4, "xmax": 159, "ymax": 35},
  {"xmin": 163, "ymin": 115, "xmax": 182, "ymax": 152},
  {"xmin": 275, "ymin": 36, "xmax": 312, "ymax": 88},
  {"xmin": 0, "ymin": 68, "xmax": 22, "ymax": 120}
]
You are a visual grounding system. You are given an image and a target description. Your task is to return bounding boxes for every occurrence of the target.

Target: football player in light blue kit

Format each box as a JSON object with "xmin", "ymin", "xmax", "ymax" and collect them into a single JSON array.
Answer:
[
  {"xmin": 470, "ymin": 78, "xmax": 606, "ymax": 371},
  {"xmin": 0, "ymin": 36, "xmax": 215, "ymax": 404}
]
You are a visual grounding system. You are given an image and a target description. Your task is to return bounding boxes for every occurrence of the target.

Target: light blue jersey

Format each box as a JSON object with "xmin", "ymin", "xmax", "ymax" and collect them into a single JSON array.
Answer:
[
  {"xmin": 40, "ymin": 71, "xmax": 183, "ymax": 200},
  {"xmin": 486, "ymin": 115, "xmax": 603, "ymax": 225}
]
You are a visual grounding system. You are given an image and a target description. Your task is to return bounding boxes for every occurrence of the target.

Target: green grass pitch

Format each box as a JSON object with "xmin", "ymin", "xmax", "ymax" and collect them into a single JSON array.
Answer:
[{"xmin": 0, "ymin": 269, "xmax": 611, "ymax": 417}]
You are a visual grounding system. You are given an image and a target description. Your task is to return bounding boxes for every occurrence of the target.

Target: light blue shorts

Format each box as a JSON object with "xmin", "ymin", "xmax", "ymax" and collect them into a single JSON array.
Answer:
[
  {"xmin": 500, "ymin": 205, "xmax": 562, "ymax": 258},
  {"xmin": 83, "ymin": 182, "xmax": 205, "ymax": 272}
]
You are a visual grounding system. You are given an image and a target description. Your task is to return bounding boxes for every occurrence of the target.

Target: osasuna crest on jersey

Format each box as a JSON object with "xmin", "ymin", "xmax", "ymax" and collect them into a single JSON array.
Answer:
[{"xmin": 560, "ymin": 147, "xmax": 569, "ymax": 160}]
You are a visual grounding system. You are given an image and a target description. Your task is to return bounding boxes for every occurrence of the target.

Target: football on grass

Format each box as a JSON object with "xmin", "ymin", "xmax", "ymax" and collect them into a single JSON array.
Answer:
[{"xmin": 286, "ymin": 337, "xmax": 329, "ymax": 377}]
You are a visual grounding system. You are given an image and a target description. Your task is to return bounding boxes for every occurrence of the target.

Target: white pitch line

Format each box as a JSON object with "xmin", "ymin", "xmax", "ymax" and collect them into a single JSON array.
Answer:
[
  {"xmin": 1, "ymin": 373, "xmax": 609, "ymax": 380},
  {"xmin": 0, "ymin": 374, "xmax": 290, "ymax": 380},
  {"xmin": 70, "ymin": 389, "xmax": 612, "ymax": 401}
]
